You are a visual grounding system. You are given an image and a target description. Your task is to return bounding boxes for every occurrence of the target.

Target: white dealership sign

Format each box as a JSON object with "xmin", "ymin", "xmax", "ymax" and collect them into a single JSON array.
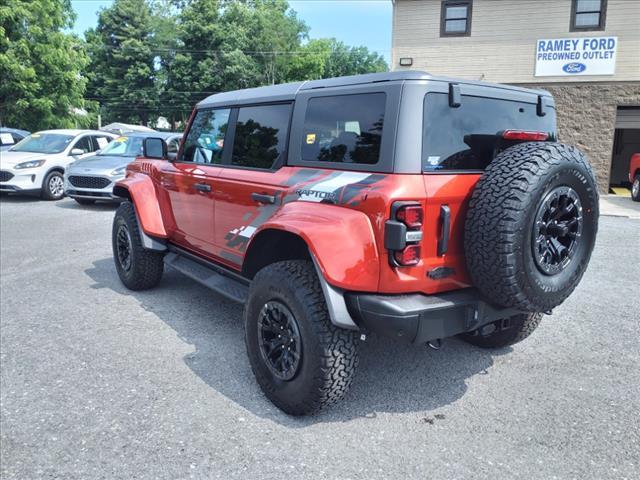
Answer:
[{"xmin": 535, "ymin": 36, "xmax": 617, "ymax": 76}]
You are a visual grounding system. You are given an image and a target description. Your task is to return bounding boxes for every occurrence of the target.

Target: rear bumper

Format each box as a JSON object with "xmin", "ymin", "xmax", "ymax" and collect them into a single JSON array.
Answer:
[{"xmin": 344, "ymin": 288, "xmax": 522, "ymax": 344}]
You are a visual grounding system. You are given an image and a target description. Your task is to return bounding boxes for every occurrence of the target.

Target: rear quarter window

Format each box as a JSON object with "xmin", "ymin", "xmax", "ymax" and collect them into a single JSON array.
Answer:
[
  {"xmin": 302, "ymin": 93, "xmax": 386, "ymax": 165},
  {"xmin": 423, "ymin": 93, "xmax": 556, "ymax": 171}
]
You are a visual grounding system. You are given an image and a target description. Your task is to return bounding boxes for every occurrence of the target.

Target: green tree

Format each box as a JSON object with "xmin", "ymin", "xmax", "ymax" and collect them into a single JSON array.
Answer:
[
  {"xmin": 225, "ymin": 0, "xmax": 308, "ymax": 86},
  {"xmin": 0, "ymin": 0, "xmax": 90, "ymax": 130},
  {"xmin": 322, "ymin": 39, "xmax": 388, "ymax": 78},
  {"xmin": 286, "ymin": 39, "xmax": 332, "ymax": 81},
  {"xmin": 285, "ymin": 38, "xmax": 388, "ymax": 82},
  {"xmin": 85, "ymin": 0, "xmax": 158, "ymax": 125},
  {"xmin": 162, "ymin": 0, "xmax": 307, "ymax": 125}
]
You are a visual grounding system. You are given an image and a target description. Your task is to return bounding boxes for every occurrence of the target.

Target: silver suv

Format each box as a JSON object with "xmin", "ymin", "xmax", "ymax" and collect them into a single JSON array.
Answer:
[{"xmin": 64, "ymin": 132, "xmax": 182, "ymax": 205}]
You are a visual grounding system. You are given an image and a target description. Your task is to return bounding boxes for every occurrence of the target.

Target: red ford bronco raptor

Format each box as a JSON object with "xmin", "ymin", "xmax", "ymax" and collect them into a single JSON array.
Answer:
[{"xmin": 111, "ymin": 71, "xmax": 599, "ymax": 415}]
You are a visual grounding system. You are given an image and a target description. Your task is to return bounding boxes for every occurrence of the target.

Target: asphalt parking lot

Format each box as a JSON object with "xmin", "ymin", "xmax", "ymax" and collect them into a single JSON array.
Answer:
[{"xmin": 1, "ymin": 196, "xmax": 639, "ymax": 480}]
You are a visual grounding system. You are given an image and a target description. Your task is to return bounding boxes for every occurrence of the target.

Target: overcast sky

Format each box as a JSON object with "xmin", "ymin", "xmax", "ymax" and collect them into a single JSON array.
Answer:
[{"xmin": 70, "ymin": 0, "xmax": 393, "ymax": 62}]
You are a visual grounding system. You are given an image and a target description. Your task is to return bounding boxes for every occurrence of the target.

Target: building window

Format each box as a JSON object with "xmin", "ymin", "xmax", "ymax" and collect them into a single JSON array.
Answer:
[
  {"xmin": 571, "ymin": 0, "xmax": 607, "ymax": 31},
  {"xmin": 440, "ymin": 0, "xmax": 472, "ymax": 37}
]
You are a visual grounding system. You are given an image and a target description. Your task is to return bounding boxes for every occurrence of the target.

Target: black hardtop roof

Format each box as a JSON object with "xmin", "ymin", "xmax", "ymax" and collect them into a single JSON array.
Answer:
[{"xmin": 197, "ymin": 70, "xmax": 551, "ymax": 109}]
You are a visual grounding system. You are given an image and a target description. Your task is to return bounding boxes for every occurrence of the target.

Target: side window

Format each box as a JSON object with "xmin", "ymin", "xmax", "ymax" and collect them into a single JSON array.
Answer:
[
  {"xmin": 94, "ymin": 136, "xmax": 112, "ymax": 150},
  {"xmin": 181, "ymin": 109, "xmax": 231, "ymax": 164},
  {"xmin": 230, "ymin": 104, "xmax": 292, "ymax": 170},
  {"xmin": 302, "ymin": 93, "xmax": 386, "ymax": 165},
  {"xmin": 73, "ymin": 136, "xmax": 93, "ymax": 154}
]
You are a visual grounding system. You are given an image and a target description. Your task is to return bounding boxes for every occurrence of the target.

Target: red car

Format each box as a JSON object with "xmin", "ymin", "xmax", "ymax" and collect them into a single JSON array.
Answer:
[
  {"xmin": 630, "ymin": 153, "xmax": 640, "ymax": 201},
  {"xmin": 110, "ymin": 72, "xmax": 599, "ymax": 415}
]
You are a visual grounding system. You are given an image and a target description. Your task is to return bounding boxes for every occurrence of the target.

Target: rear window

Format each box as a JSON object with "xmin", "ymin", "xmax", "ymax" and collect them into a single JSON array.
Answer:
[
  {"xmin": 99, "ymin": 136, "xmax": 143, "ymax": 157},
  {"xmin": 423, "ymin": 93, "xmax": 556, "ymax": 171},
  {"xmin": 302, "ymin": 93, "xmax": 385, "ymax": 165}
]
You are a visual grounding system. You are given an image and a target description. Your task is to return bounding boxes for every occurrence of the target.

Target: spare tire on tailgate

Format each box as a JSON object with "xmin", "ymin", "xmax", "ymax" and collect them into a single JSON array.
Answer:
[{"xmin": 464, "ymin": 142, "xmax": 599, "ymax": 313}]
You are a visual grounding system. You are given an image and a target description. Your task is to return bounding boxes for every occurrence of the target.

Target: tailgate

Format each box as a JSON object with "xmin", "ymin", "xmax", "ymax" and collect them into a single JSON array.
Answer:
[
  {"xmin": 421, "ymin": 173, "xmax": 480, "ymax": 292},
  {"xmin": 375, "ymin": 173, "xmax": 480, "ymax": 295}
]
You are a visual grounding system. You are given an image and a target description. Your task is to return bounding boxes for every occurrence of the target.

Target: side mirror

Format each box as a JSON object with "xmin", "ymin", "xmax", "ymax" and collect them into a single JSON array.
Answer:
[
  {"xmin": 70, "ymin": 148, "xmax": 85, "ymax": 156},
  {"xmin": 143, "ymin": 137, "xmax": 168, "ymax": 160}
]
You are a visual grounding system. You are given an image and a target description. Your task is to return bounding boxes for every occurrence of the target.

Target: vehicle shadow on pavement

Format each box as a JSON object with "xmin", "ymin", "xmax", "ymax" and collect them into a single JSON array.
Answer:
[
  {"xmin": 55, "ymin": 200, "xmax": 119, "ymax": 211},
  {"xmin": 0, "ymin": 194, "xmax": 42, "ymax": 203},
  {"xmin": 86, "ymin": 257, "xmax": 510, "ymax": 427}
]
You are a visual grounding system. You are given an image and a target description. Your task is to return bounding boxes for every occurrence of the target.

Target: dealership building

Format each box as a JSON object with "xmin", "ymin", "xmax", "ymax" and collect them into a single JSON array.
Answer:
[{"xmin": 391, "ymin": 0, "xmax": 640, "ymax": 192}]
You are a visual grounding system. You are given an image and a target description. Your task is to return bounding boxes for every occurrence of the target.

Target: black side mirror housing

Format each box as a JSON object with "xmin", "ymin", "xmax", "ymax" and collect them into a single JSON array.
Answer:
[{"xmin": 143, "ymin": 137, "xmax": 168, "ymax": 160}]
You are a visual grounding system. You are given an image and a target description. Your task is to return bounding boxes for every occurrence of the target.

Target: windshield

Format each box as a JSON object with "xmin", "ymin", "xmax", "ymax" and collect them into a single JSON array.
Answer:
[
  {"xmin": 98, "ymin": 136, "xmax": 144, "ymax": 157},
  {"xmin": 10, "ymin": 133, "xmax": 74, "ymax": 154}
]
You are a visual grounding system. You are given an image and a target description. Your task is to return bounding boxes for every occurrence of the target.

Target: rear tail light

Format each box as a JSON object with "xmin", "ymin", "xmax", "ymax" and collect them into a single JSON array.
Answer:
[
  {"xmin": 385, "ymin": 202, "xmax": 424, "ymax": 267},
  {"xmin": 393, "ymin": 245, "xmax": 421, "ymax": 266},
  {"xmin": 502, "ymin": 130, "xmax": 549, "ymax": 141},
  {"xmin": 395, "ymin": 204, "xmax": 423, "ymax": 229}
]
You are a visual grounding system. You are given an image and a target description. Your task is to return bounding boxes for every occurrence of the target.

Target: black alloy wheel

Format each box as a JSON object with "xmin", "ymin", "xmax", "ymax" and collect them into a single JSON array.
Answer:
[
  {"xmin": 116, "ymin": 224, "xmax": 133, "ymax": 272},
  {"xmin": 532, "ymin": 186, "xmax": 583, "ymax": 276},
  {"xmin": 257, "ymin": 301, "xmax": 302, "ymax": 381}
]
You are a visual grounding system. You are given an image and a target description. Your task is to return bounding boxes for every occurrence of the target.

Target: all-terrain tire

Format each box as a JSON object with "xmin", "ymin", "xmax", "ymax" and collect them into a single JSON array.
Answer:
[
  {"xmin": 112, "ymin": 201, "xmax": 164, "ymax": 290},
  {"xmin": 74, "ymin": 198, "xmax": 95, "ymax": 206},
  {"xmin": 41, "ymin": 171, "xmax": 65, "ymax": 201},
  {"xmin": 459, "ymin": 313, "xmax": 543, "ymax": 348},
  {"xmin": 244, "ymin": 260, "xmax": 359, "ymax": 416},
  {"xmin": 632, "ymin": 174, "xmax": 640, "ymax": 202},
  {"xmin": 465, "ymin": 142, "xmax": 599, "ymax": 312}
]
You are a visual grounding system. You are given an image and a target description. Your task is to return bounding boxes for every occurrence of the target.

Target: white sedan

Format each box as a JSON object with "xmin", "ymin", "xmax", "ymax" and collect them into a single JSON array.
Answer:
[{"xmin": 0, "ymin": 129, "xmax": 117, "ymax": 200}]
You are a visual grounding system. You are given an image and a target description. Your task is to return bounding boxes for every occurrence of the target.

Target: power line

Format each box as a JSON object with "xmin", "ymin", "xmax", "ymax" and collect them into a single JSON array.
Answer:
[{"xmin": 89, "ymin": 43, "xmax": 388, "ymax": 56}]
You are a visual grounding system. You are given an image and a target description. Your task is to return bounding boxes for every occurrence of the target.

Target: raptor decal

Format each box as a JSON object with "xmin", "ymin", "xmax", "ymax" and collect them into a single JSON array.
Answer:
[{"xmin": 223, "ymin": 169, "xmax": 386, "ymax": 253}]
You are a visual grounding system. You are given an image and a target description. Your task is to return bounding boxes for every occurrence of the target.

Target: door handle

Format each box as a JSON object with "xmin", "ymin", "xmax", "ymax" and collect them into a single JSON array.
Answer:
[
  {"xmin": 194, "ymin": 183, "xmax": 211, "ymax": 193},
  {"xmin": 251, "ymin": 192, "xmax": 276, "ymax": 204},
  {"xmin": 437, "ymin": 205, "xmax": 451, "ymax": 257}
]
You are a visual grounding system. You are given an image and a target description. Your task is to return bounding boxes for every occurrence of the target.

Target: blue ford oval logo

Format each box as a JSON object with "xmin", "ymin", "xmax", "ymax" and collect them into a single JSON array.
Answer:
[{"xmin": 562, "ymin": 62, "xmax": 586, "ymax": 74}]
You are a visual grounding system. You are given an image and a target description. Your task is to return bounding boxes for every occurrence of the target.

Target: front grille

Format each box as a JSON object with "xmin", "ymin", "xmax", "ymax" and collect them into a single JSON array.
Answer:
[
  {"xmin": 0, "ymin": 171, "xmax": 14, "ymax": 182},
  {"xmin": 68, "ymin": 175, "xmax": 111, "ymax": 189}
]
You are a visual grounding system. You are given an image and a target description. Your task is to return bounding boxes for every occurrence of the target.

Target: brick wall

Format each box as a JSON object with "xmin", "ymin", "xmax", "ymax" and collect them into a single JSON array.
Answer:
[{"xmin": 519, "ymin": 82, "xmax": 640, "ymax": 192}]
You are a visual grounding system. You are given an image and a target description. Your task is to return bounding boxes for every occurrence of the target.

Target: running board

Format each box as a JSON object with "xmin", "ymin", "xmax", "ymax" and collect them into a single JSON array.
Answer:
[{"xmin": 164, "ymin": 251, "xmax": 249, "ymax": 303}]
